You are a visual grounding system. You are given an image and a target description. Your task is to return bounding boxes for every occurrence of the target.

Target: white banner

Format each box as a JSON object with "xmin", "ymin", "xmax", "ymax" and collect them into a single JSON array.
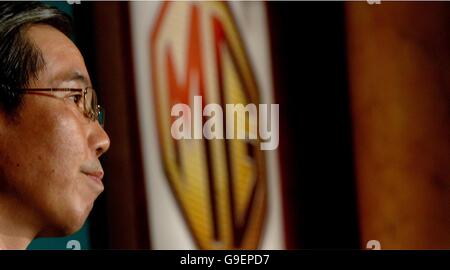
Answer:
[{"xmin": 129, "ymin": 1, "xmax": 284, "ymax": 250}]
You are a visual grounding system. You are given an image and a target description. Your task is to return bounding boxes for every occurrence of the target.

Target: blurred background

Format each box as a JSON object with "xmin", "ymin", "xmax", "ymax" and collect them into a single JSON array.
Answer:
[{"xmin": 28, "ymin": 1, "xmax": 449, "ymax": 250}]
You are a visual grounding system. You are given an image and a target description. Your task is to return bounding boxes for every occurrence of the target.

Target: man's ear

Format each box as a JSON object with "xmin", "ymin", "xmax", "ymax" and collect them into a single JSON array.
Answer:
[
  {"xmin": 0, "ymin": 107, "xmax": 8, "ymax": 135},
  {"xmin": 0, "ymin": 84, "xmax": 22, "ymax": 128},
  {"xmin": 0, "ymin": 85, "xmax": 12, "ymax": 128},
  {"xmin": 0, "ymin": 102, "xmax": 20, "ymax": 133}
]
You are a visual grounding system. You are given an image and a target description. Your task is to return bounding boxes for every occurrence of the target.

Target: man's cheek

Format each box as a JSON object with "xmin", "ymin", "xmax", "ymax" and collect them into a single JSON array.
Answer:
[{"xmin": 60, "ymin": 128, "xmax": 86, "ymax": 160}]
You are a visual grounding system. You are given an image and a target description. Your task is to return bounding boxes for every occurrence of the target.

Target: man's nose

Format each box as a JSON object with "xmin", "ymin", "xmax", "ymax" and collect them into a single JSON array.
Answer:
[{"xmin": 89, "ymin": 122, "xmax": 111, "ymax": 158}]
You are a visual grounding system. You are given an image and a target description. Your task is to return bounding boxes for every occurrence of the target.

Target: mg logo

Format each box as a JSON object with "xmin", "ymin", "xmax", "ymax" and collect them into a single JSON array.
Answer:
[{"xmin": 150, "ymin": 2, "xmax": 267, "ymax": 249}]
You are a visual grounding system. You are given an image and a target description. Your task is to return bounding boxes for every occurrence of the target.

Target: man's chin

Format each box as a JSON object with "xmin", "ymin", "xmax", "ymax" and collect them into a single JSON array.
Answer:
[
  {"xmin": 37, "ymin": 219, "xmax": 87, "ymax": 238},
  {"xmin": 37, "ymin": 207, "xmax": 92, "ymax": 238}
]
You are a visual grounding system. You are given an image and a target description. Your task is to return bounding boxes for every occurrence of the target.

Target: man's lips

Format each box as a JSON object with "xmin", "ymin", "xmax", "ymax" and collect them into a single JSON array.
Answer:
[
  {"xmin": 82, "ymin": 170, "xmax": 104, "ymax": 184},
  {"xmin": 80, "ymin": 161, "xmax": 104, "ymax": 185}
]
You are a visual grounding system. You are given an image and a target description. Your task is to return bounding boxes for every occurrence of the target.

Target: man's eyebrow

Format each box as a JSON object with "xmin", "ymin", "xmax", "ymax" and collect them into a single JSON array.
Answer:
[
  {"xmin": 65, "ymin": 72, "xmax": 89, "ymax": 85},
  {"xmin": 51, "ymin": 71, "xmax": 90, "ymax": 87}
]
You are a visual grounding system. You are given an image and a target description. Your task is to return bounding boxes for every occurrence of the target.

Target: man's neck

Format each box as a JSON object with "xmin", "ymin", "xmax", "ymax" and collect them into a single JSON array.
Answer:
[
  {"xmin": 0, "ymin": 194, "xmax": 41, "ymax": 250},
  {"xmin": 0, "ymin": 232, "xmax": 34, "ymax": 250}
]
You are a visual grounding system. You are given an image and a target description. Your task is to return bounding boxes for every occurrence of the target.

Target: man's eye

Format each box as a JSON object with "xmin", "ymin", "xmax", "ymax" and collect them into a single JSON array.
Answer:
[{"xmin": 67, "ymin": 93, "xmax": 83, "ymax": 105}]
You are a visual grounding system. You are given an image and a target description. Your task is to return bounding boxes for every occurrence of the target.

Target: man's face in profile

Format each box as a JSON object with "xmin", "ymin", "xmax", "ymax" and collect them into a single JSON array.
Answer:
[{"xmin": 0, "ymin": 24, "xmax": 110, "ymax": 237}]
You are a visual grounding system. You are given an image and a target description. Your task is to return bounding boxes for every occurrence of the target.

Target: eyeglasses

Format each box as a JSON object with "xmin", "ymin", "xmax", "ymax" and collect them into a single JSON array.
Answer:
[{"xmin": 17, "ymin": 87, "xmax": 104, "ymax": 127}]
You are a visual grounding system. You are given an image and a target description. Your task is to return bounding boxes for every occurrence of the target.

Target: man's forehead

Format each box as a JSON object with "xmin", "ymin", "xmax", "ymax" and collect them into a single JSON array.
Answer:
[{"xmin": 26, "ymin": 25, "xmax": 91, "ymax": 87}]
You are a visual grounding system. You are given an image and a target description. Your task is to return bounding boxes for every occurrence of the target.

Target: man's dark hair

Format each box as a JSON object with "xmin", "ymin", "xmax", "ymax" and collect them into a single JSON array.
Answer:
[{"xmin": 0, "ymin": 1, "xmax": 72, "ymax": 114}]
